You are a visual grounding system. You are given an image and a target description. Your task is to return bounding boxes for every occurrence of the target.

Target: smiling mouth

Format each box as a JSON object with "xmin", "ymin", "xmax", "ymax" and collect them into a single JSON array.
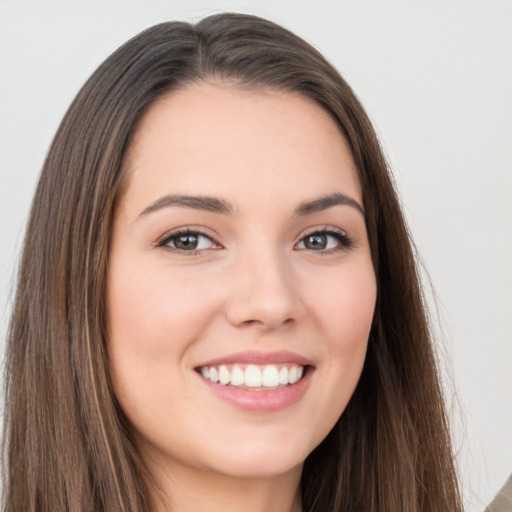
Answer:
[{"xmin": 196, "ymin": 363, "xmax": 307, "ymax": 390}]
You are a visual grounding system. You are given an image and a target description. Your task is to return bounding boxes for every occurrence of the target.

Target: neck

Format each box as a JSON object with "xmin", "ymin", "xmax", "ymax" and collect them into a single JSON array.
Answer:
[{"xmin": 149, "ymin": 461, "xmax": 303, "ymax": 512}]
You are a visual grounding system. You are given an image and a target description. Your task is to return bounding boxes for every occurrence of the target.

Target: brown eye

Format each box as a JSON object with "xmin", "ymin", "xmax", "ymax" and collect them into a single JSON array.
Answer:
[
  {"xmin": 173, "ymin": 234, "xmax": 200, "ymax": 250},
  {"xmin": 159, "ymin": 231, "xmax": 218, "ymax": 252}
]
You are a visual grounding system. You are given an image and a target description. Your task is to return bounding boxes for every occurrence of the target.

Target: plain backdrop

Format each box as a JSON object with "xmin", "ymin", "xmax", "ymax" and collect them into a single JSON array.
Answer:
[{"xmin": 0, "ymin": 1, "xmax": 510, "ymax": 510}]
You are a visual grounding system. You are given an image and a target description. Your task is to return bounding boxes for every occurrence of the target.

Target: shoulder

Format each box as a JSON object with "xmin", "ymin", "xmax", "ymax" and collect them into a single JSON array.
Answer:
[{"xmin": 485, "ymin": 474, "xmax": 512, "ymax": 512}]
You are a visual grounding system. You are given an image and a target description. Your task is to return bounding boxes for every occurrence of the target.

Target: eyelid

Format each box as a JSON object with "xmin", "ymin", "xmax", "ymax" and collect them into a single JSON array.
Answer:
[
  {"xmin": 298, "ymin": 225, "xmax": 348, "ymax": 238},
  {"xmin": 295, "ymin": 225, "xmax": 354, "ymax": 252},
  {"xmin": 156, "ymin": 226, "xmax": 223, "ymax": 252}
]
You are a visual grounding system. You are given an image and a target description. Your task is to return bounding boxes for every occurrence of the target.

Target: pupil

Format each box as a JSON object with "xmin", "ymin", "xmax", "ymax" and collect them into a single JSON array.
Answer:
[
  {"xmin": 306, "ymin": 234, "xmax": 327, "ymax": 250},
  {"xmin": 175, "ymin": 234, "xmax": 198, "ymax": 250}
]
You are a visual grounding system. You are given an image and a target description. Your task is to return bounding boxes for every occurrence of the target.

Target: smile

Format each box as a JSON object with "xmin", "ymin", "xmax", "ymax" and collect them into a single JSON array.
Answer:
[
  {"xmin": 197, "ymin": 363, "xmax": 305, "ymax": 389},
  {"xmin": 194, "ymin": 351, "xmax": 314, "ymax": 412}
]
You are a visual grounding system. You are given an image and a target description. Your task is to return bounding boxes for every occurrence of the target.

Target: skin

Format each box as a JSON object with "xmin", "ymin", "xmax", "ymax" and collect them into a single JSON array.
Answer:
[{"xmin": 107, "ymin": 82, "xmax": 377, "ymax": 512}]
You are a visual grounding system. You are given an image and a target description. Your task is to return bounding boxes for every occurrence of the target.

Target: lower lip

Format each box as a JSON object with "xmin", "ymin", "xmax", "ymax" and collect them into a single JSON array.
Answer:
[{"xmin": 197, "ymin": 368, "xmax": 313, "ymax": 413}]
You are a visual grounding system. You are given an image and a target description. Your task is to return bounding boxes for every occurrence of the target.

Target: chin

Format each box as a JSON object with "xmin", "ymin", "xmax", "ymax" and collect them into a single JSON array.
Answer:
[
  {"xmin": 209, "ymin": 455, "xmax": 304, "ymax": 480},
  {"xmin": 197, "ymin": 434, "xmax": 311, "ymax": 480}
]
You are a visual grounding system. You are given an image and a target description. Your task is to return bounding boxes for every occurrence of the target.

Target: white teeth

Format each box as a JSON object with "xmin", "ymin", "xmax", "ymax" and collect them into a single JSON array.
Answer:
[
  {"xmin": 288, "ymin": 366, "xmax": 298, "ymax": 384},
  {"xmin": 199, "ymin": 363, "xmax": 305, "ymax": 388},
  {"xmin": 230, "ymin": 365, "xmax": 244, "ymax": 386},
  {"xmin": 244, "ymin": 365, "xmax": 262, "ymax": 387},
  {"xmin": 262, "ymin": 365, "xmax": 279, "ymax": 387},
  {"xmin": 209, "ymin": 367, "xmax": 219, "ymax": 383},
  {"xmin": 218, "ymin": 365, "xmax": 230, "ymax": 385}
]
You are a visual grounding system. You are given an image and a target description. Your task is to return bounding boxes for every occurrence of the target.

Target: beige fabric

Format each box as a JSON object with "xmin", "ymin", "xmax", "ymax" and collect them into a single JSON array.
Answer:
[{"xmin": 485, "ymin": 474, "xmax": 512, "ymax": 512}]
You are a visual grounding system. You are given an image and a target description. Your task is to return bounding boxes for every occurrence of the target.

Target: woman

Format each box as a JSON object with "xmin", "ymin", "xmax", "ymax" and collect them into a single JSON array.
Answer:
[{"xmin": 2, "ymin": 12, "xmax": 462, "ymax": 512}]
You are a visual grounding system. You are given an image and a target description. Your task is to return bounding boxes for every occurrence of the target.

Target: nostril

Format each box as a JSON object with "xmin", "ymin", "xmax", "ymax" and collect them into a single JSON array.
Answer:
[{"xmin": 237, "ymin": 316, "xmax": 295, "ymax": 330}]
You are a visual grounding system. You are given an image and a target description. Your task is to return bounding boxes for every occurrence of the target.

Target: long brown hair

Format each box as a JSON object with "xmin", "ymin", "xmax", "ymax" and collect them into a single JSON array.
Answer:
[{"xmin": 2, "ymin": 13, "xmax": 462, "ymax": 512}]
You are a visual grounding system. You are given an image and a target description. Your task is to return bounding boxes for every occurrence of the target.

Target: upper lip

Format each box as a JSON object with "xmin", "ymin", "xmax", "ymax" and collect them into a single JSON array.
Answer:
[{"xmin": 195, "ymin": 350, "xmax": 314, "ymax": 368}]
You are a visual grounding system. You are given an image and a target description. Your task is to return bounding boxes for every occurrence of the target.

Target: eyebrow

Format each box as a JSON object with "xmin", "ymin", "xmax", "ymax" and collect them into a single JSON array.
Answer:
[
  {"xmin": 138, "ymin": 192, "xmax": 364, "ymax": 219},
  {"xmin": 294, "ymin": 192, "xmax": 364, "ymax": 216},
  {"xmin": 139, "ymin": 195, "xmax": 234, "ymax": 217}
]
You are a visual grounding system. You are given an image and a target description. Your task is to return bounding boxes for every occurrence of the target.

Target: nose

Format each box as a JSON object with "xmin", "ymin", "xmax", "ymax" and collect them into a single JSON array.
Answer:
[{"xmin": 224, "ymin": 248, "xmax": 302, "ymax": 331}]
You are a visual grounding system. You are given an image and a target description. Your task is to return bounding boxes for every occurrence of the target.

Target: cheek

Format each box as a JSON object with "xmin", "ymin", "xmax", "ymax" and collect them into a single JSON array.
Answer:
[
  {"xmin": 106, "ymin": 262, "xmax": 224, "ymax": 412},
  {"xmin": 107, "ymin": 261, "xmax": 220, "ymax": 355},
  {"xmin": 106, "ymin": 262, "xmax": 221, "ymax": 422},
  {"xmin": 310, "ymin": 263, "xmax": 376, "ymax": 345},
  {"xmin": 303, "ymin": 262, "xmax": 376, "ymax": 421}
]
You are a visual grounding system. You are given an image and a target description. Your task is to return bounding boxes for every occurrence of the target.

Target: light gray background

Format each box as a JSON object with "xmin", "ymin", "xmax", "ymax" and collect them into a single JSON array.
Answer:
[{"xmin": 0, "ymin": 1, "xmax": 510, "ymax": 510}]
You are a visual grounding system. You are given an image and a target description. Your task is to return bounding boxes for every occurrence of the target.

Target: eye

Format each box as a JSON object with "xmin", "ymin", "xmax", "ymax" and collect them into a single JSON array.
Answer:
[
  {"xmin": 158, "ymin": 229, "xmax": 219, "ymax": 252},
  {"xmin": 296, "ymin": 228, "xmax": 353, "ymax": 252}
]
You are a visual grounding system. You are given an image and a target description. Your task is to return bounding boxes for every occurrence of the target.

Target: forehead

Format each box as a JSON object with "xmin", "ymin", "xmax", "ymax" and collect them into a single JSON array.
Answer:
[{"xmin": 121, "ymin": 82, "xmax": 361, "ymax": 215}]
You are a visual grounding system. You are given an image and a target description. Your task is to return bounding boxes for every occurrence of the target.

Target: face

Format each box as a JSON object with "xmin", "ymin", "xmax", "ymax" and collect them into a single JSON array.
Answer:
[{"xmin": 107, "ymin": 83, "xmax": 376, "ymax": 482}]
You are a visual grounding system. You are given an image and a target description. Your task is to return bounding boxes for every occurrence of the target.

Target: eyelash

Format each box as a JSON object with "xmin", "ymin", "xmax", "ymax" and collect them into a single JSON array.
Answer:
[
  {"xmin": 297, "ymin": 227, "xmax": 354, "ymax": 253},
  {"xmin": 156, "ymin": 226, "xmax": 354, "ymax": 255},
  {"xmin": 156, "ymin": 228, "xmax": 219, "ymax": 255}
]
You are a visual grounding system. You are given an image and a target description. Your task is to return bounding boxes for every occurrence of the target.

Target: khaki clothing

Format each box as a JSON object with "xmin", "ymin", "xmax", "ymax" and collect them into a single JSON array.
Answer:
[{"xmin": 485, "ymin": 474, "xmax": 512, "ymax": 512}]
